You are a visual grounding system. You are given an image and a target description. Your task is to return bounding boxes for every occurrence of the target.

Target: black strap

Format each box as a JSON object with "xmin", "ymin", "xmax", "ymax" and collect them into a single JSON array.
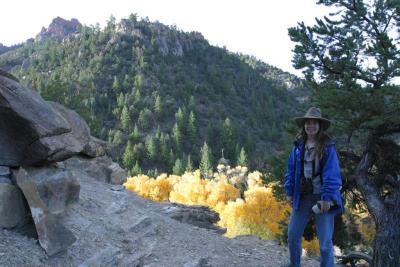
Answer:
[{"xmin": 300, "ymin": 142, "xmax": 306, "ymax": 178}]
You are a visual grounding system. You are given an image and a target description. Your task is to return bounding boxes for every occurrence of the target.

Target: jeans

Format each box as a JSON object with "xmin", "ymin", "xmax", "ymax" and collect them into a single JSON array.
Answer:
[{"xmin": 287, "ymin": 196, "xmax": 335, "ymax": 267}]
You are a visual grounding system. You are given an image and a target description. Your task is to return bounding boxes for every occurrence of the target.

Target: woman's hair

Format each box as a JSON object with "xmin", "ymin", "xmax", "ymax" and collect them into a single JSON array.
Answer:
[{"xmin": 295, "ymin": 120, "xmax": 329, "ymax": 159}]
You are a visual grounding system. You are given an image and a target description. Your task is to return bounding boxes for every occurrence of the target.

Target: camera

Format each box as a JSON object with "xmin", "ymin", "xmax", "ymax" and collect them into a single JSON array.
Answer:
[
  {"xmin": 312, "ymin": 201, "xmax": 337, "ymax": 214},
  {"xmin": 300, "ymin": 178, "xmax": 314, "ymax": 195}
]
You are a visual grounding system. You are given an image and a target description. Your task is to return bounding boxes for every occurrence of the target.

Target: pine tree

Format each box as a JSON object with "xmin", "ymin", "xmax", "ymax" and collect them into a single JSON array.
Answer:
[
  {"xmin": 138, "ymin": 108, "xmax": 153, "ymax": 130},
  {"xmin": 131, "ymin": 161, "xmax": 141, "ymax": 176},
  {"xmin": 222, "ymin": 118, "xmax": 236, "ymax": 159},
  {"xmin": 172, "ymin": 158, "xmax": 184, "ymax": 175},
  {"xmin": 117, "ymin": 92, "xmax": 125, "ymax": 107},
  {"xmin": 187, "ymin": 111, "xmax": 197, "ymax": 142},
  {"xmin": 112, "ymin": 75, "xmax": 120, "ymax": 92},
  {"xmin": 168, "ymin": 149, "xmax": 175, "ymax": 167},
  {"xmin": 154, "ymin": 93, "xmax": 163, "ymax": 118},
  {"xmin": 120, "ymin": 105, "xmax": 130, "ymax": 132},
  {"xmin": 237, "ymin": 147, "xmax": 248, "ymax": 167},
  {"xmin": 175, "ymin": 107, "xmax": 187, "ymax": 133},
  {"xmin": 160, "ymin": 133, "xmax": 170, "ymax": 163},
  {"xmin": 185, "ymin": 154, "xmax": 194, "ymax": 172},
  {"xmin": 200, "ymin": 142, "xmax": 213, "ymax": 179},
  {"xmin": 122, "ymin": 74, "xmax": 130, "ymax": 89},
  {"xmin": 171, "ymin": 122, "xmax": 182, "ymax": 153},
  {"xmin": 122, "ymin": 141, "xmax": 136, "ymax": 169},
  {"xmin": 131, "ymin": 124, "xmax": 140, "ymax": 142},
  {"xmin": 289, "ymin": 1, "xmax": 400, "ymax": 265},
  {"xmin": 112, "ymin": 130, "xmax": 123, "ymax": 145},
  {"xmin": 145, "ymin": 135, "xmax": 157, "ymax": 161}
]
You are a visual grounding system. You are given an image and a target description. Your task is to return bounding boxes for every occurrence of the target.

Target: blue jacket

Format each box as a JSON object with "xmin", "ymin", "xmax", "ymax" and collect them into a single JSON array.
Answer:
[{"xmin": 284, "ymin": 138, "xmax": 343, "ymax": 215}]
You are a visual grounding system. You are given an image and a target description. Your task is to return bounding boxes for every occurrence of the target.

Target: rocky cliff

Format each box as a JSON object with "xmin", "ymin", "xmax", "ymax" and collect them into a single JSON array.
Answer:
[{"xmin": 35, "ymin": 17, "xmax": 81, "ymax": 42}]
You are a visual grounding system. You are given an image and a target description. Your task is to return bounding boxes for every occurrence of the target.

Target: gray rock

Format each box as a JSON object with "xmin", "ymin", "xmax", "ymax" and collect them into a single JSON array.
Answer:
[
  {"xmin": 161, "ymin": 203, "xmax": 226, "ymax": 234},
  {"xmin": 63, "ymin": 155, "xmax": 127, "ymax": 185},
  {"xmin": 15, "ymin": 166, "xmax": 80, "ymax": 215},
  {"xmin": 0, "ymin": 183, "xmax": 29, "ymax": 228},
  {"xmin": 0, "ymin": 177, "xmax": 12, "ymax": 184},
  {"xmin": 108, "ymin": 162, "xmax": 127, "ymax": 185},
  {"xmin": 0, "ymin": 166, "xmax": 11, "ymax": 176},
  {"xmin": 82, "ymin": 136, "xmax": 108, "ymax": 158},
  {"xmin": 0, "ymin": 74, "xmax": 96, "ymax": 166},
  {"xmin": 14, "ymin": 168, "xmax": 76, "ymax": 256},
  {"xmin": 0, "ymin": 74, "xmax": 70, "ymax": 166}
]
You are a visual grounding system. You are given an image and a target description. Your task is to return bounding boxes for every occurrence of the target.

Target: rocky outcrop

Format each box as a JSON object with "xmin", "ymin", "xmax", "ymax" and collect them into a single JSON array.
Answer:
[
  {"xmin": 0, "ymin": 70, "xmax": 124, "ymax": 256},
  {"xmin": 0, "ymin": 72, "xmax": 107, "ymax": 166},
  {"xmin": 0, "ymin": 183, "xmax": 28, "ymax": 228},
  {"xmin": 63, "ymin": 155, "xmax": 127, "ymax": 185},
  {"xmin": 35, "ymin": 17, "xmax": 81, "ymax": 42},
  {"xmin": 160, "ymin": 203, "xmax": 225, "ymax": 234},
  {"xmin": 15, "ymin": 167, "xmax": 77, "ymax": 256}
]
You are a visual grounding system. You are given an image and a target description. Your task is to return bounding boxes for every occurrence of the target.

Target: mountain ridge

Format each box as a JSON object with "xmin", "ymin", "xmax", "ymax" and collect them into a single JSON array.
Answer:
[{"xmin": 0, "ymin": 15, "xmax": 310, "ymax": 174}]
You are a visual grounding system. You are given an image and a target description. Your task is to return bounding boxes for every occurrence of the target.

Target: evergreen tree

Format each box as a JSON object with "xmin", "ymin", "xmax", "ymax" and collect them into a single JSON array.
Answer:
[
  {"xmin": 131, "ymin": 161, "xmax": 141, "ymax": 176},
  {"xmin": 168, "ymin": 149, "xmax": 175, "ymax": 167},
  {"xmin": 200, "ymin": 142, "xmax": 213, "ymax": 179},
  {"xmin": 172, "ymin": 158, "xmax": 184, "ymax": 175},
  {"xmin": 187, "ymin": 111, "xmax": 197, "ymax": 142},
  {"xmin": 175, "ymin": 107, "xmax": 186, "ymax": 133},
  {"xmin": 134, "ymin": 73, "xmax": 144, "ymax": 90},
  {"xmin": 154, "ymin": 93, "xmax": 163, "ymax": 118},
  {"xmin": 171, "ymin": 122, "xmax": 182, "ymax": 153},
  {"xmin": 289, "ymin": 1, "xmax": 400, "ymax": 265},
  {"xmin": 237, "ymin": 147, "xmax": 248, "ymax": 167},
  {"xmin": 122, "ymin": 141, "xmax": 136, "ymax": 169},
  {"xmin": 133, "ymin": 87, "xmax": 141, "ymax": 103},
  {"xmin": 222, "ymin": 117, "xmax": 237, "ymax": 159},
  {"xmin": 112, "ymin": 75, "xmax": 120, "ymax": 92},
  {"xmin": 122, "ymin": 74, "xmax": 130, "ymax": 89},
  {"xmin": 131, "ymin": 124, "xmax": 140, "ymax": 142},
  {"xmin": 185, "ymin": 154, "xmax": 194, "ymax": 172},
  {"xmin": 120, "ymin": 105, "xmax": 130, "ymax": 132},
  {"xmin": 112, "ymin": 130, "xmax": 123, "ymax": 145},
  {"xmin": 160, "ymin": 133, "xmax": 170, "ymax": 163},
  {"xmin": 138, "ymin": 108, "xmax": 153, "ymax": 130},
  {"xmin": 117, "ymin": 92, "xmax": 125, "ymax": 107},
  {"xmin": 145, "ymin": 135, "xmax": 157, "ymax": 160}
]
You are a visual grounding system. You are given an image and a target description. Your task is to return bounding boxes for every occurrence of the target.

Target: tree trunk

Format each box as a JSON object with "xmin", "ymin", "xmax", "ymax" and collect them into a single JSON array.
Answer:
[
  {"xmin": 354, "ymin": 151, "xmax": 400, "ymax": 266},
  {"xmin": 372, "ymin": 208, "xmax": 400, "ymax": 267}
]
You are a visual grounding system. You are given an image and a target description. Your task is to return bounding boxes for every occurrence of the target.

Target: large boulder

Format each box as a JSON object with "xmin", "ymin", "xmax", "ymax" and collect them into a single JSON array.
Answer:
[
  {"xmin": 14, "ymin": 167, "xmax": 77, "ymax": 256},
  {"xmin": 14, "ymin": 166, "xmax": 80, "ymax": 215},
  {"xmin": 63, "ymin": 155, "xmax": 127, "ymax": 185},
  {"xmin": 0, "ymin": 183, "xmax": 29, "ymax": 228},
  {"xmin": 0, "ymin": 72, "xmax": 95, "ymax": 166}
]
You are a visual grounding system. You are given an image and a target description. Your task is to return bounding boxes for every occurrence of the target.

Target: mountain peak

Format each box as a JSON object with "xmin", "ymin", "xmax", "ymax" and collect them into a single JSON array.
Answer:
[{"xmin": 35, "ymin": 17, "xmax": 81, "ymax": 42}]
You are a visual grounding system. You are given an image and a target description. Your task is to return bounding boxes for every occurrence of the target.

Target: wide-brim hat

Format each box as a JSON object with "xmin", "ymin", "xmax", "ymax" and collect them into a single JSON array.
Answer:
[{"xmin": 295, "ymin": 107, "xmax": 331, "ymax": 130}]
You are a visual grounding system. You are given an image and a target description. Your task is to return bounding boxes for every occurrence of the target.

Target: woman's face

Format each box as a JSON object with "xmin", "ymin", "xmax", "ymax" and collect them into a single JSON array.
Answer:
[{"xmin": 304, "ymin": 119, "xmax": 320, "ymax": 137}]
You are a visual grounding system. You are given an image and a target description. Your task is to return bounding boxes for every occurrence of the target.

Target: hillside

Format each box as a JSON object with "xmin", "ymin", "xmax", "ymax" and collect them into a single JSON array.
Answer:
[{"xmin": 0, "ymin": 15, "xmax": 309, "ymax": 174}]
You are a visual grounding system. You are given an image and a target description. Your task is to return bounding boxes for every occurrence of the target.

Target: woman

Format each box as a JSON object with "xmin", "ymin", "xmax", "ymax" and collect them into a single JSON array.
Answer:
[{"xmin": 284, "ymin": 107, "xmax": 343, "ymax": 267}]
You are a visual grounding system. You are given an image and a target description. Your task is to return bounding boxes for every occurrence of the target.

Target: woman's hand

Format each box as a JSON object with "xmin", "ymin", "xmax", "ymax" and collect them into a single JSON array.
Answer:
[
  {"xmin": 320, "ymin": 200, "xmax": 332, "ymax": 212},
  {"xmin": 287, "ymin": 196, "xmax": 293, "ymax": 206}
]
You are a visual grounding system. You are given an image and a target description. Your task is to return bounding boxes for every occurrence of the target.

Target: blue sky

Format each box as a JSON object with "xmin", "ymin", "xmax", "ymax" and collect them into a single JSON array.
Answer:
[{"xmin": 1, "ymin": 0, "xmax": 331, "ymax": 76}]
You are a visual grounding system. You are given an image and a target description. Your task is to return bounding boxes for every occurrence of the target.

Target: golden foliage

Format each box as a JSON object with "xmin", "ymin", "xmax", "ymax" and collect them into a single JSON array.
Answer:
[
  {"xmin": 360, "ymin": 220, "xmax": 375, "ymax": 247},
  {"xmin": 124, "ymin": 165, "xmax": 296, "ymax": 249},
  {"xmin": 303, "ymin": 238, "xmax": 320, "ymax": 256}
]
